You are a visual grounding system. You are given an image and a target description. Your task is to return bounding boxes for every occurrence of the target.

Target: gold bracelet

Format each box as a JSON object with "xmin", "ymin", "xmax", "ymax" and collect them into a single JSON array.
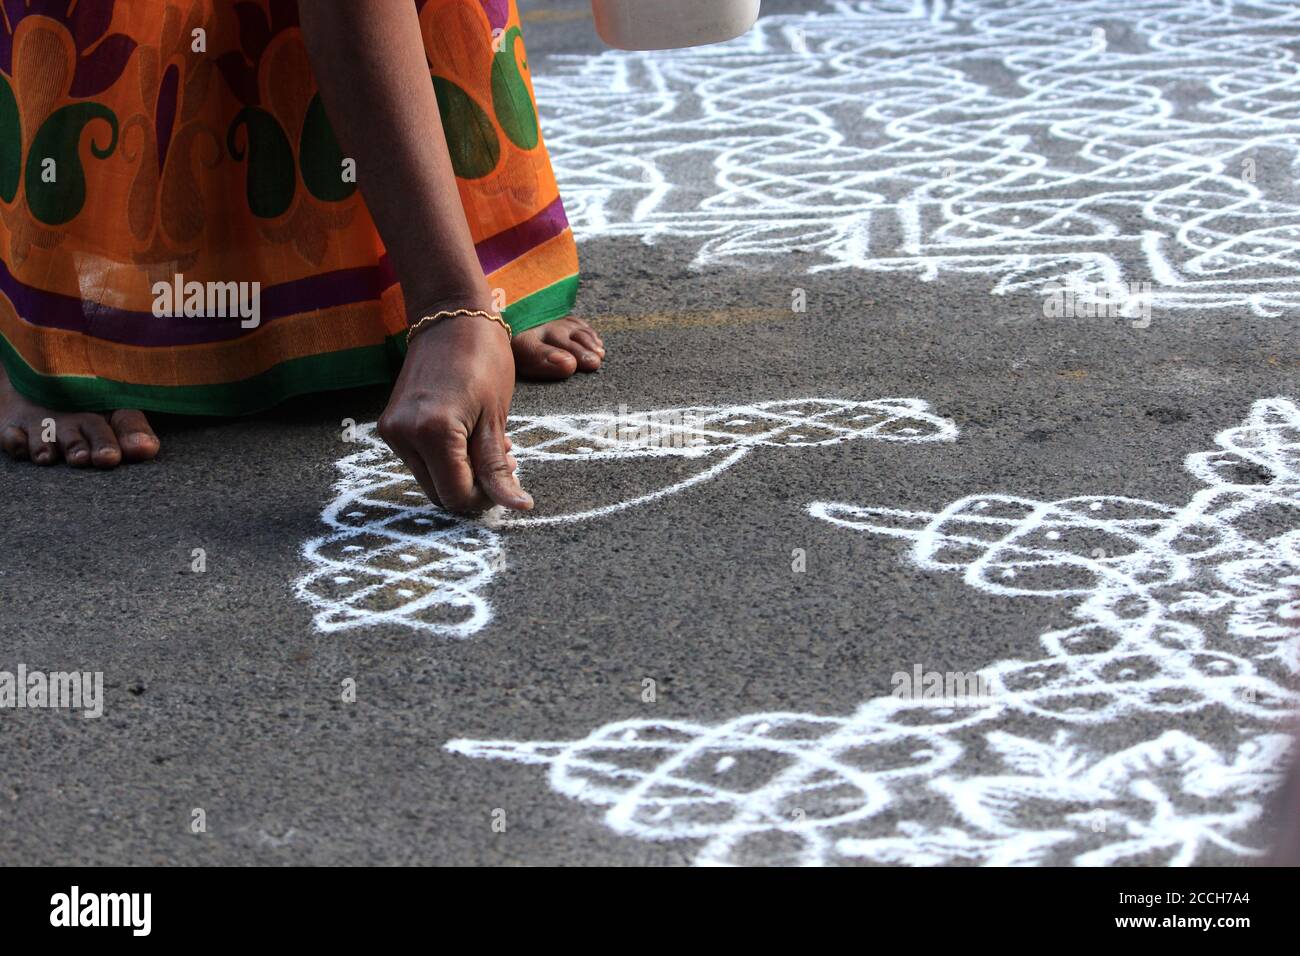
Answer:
[{"xmin": 406, "ymin": 308, "xmax": 512, "ymax": 345}]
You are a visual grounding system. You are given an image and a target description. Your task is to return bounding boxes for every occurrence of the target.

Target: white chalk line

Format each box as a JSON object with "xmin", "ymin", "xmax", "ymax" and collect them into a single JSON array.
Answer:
[
  {"xmin": 296, "ymin": 398, "xmax": 957, "ymax": 636},
  {"xmin": 495, "ymin": 448, "xmax": 751, "ymax": 528},
  {"xmin": 536, "ymin": 0, "xmax": 1300, "ymax": 316},
  {"xmin": 448, "ymin": 397, "xmax": 1300, "ymax": 865}
]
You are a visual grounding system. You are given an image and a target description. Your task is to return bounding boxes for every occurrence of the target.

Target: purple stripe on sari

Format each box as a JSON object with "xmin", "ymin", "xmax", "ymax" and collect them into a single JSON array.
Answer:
[
  {"xmin": 0, "ymin": 197, "xmax": 569, "ymax": 346},
  {"xmin": 0, "ymin": 257, "xmax": 398, "ymax": 347},
  {"xmin": 475, "ymin": 196, "xmax": 570, "ymax": 276},
  {"xmin": 479, "ymin": 0, "xmax": 510, "ymax": 31},
  {"xmin": 6, "ymin": 0, "xmax": 137, "ymax": 98}
]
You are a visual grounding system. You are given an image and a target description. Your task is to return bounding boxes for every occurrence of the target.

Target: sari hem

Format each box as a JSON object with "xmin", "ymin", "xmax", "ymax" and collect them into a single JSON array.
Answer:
[
  {"xmin": 0, "ymin": 272, "xmax": 581, "ymax": 416},
  {"xmin": 0, "ymin": 332, "xmax": 400, "ymax": 416}
]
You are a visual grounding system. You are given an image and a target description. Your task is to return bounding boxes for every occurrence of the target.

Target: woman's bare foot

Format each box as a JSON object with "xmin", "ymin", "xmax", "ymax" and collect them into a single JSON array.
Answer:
[
  {"xmin": 0, "ymin": 365, "xmax": 160, "ymax": 469},
  {"xmin": 512, "ymin": 316, "xmax": 605, "ymax": 380}
]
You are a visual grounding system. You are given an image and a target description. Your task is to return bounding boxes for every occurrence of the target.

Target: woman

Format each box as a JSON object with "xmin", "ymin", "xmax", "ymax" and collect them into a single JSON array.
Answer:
[{"xmin": 0, "ymin": 0, "xmax": 603, "ymax": 512}]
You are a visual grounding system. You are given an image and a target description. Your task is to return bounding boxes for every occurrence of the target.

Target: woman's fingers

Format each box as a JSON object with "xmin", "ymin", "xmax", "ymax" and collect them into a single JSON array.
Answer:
[
  {"xmin": 469, "ymin": 417, "xmax": 533, "ymax": 511},
  {"xmin": 375, "ymin": 314, "xmax": 527, "ymax": 514},
  {"xmin": 380, "ymin": 412, "xmax": 501, "ymax": 513},
  {"xmin": 420, "ymin": 416, "xmax": 490, "ymax": 514},
  {"xmin": 387, "ymin": 436, "xmax": 442, "ymax": 507}
]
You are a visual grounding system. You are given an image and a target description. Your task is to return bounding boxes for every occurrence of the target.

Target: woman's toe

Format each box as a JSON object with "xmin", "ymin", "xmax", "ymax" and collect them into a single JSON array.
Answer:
[
  {"xmin": 108, "ymin": 410, "xmax": 160, "ymax": 462},
  {"xmin": 1, "ymin": 425, "xmax": 28, "ymax": 461},
  {"xmin": 56, "ymin": 424, "xmax": 92, "ymax": 468},
  {"xmin": 512, "ymin": 329, "xmax": 579, "ymax": 380},
  {"xmin": 571, "ymin": 328, "xmax": 605, "ymax": 359},
  {"xmin": 81, "ymin": 416, "xmax": 123, "ymax": 469},
  {"xmin": 544, "ymin": 326, "xmax": 602, "ymax": 372},
  {"xmin": 27, "ymin": 427, "xmax": 58, "ymax": 465},
  {"xmin": 570, "ymin": 318, "xmax": 604, "ymax": 352}
]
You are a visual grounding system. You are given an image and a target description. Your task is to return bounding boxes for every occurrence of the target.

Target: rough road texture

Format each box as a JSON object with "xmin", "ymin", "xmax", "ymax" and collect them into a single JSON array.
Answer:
[{"xmin": 1, "ymin": 0, "xmax": 1297, "ymax": 865}]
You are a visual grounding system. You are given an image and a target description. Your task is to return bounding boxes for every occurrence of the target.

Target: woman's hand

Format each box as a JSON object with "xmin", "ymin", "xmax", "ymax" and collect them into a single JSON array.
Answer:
[
  {"xmin": 378, "ymin": 307, "xmax": 532, "ymax": 514},
  {"xmin": 299, "ymin": 5, "xmax": 532, "ymax": 513}
]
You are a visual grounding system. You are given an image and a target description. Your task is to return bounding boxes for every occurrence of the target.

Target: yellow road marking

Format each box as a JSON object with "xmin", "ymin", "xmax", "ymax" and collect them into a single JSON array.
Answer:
[
  {"xmin": 583, "ymin": 307, "xmax": 793, "ymax": 332},
  {"xmin": 523, "ymin": 9, "xmax": 594, "ymax": 23}
]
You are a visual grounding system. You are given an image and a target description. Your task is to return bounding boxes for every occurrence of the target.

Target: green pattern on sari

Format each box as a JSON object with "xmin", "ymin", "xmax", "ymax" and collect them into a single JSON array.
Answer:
[
  {"xmin": 491, "ymin": 27, "xmax": 539, "ymax": 150},
  {"xmin": 228, "ymin": 106, "xmax": 296, "ymax": 219},
  {"xmin": 433, "ymin": 75, "xmax": 500, "ymax": 179},
  {"xmin": 299, "ymin": 94, "xmax": 358, "ymax": 202},
  {"xmin": 25, "ymin": 103, "xmax": 119, "ymax": 225},
  {"xmin": 0, "ymin": 75, "xmax": 20, "ymax": 203}
]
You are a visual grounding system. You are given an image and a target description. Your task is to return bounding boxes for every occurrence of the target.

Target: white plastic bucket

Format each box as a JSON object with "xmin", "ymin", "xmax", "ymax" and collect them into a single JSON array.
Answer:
[{"xmin": 591, "ymin": 0, "xmax": 762, "ymax": 51}]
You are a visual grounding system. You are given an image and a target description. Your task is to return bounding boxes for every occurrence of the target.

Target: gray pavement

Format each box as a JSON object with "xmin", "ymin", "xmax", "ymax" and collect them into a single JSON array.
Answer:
[{"xmin": 1, "ymin": 0, "xmax": 1297, "ymax": 866}]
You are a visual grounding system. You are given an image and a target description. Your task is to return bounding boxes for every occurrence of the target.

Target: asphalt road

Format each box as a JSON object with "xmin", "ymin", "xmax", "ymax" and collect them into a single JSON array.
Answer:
[{"xmin": 1, "ymin": 0, "xmax": 1297, "ymax": 866}]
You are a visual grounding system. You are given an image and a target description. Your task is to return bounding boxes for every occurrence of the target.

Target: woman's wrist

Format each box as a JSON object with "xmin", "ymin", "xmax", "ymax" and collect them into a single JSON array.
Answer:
[
  {"xmin": 407, "ymin": 308, "xmax": 512, "ymax": 348},
  {"xmin": 404, "ymin": 282, "xmax": 498, "ymax": 327}
]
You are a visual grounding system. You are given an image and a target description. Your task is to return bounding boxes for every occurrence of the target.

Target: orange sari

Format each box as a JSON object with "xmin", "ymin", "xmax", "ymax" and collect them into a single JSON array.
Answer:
[{"xmin": 0, "ymin": 0, "xmax": 579, "ymax": 414}]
